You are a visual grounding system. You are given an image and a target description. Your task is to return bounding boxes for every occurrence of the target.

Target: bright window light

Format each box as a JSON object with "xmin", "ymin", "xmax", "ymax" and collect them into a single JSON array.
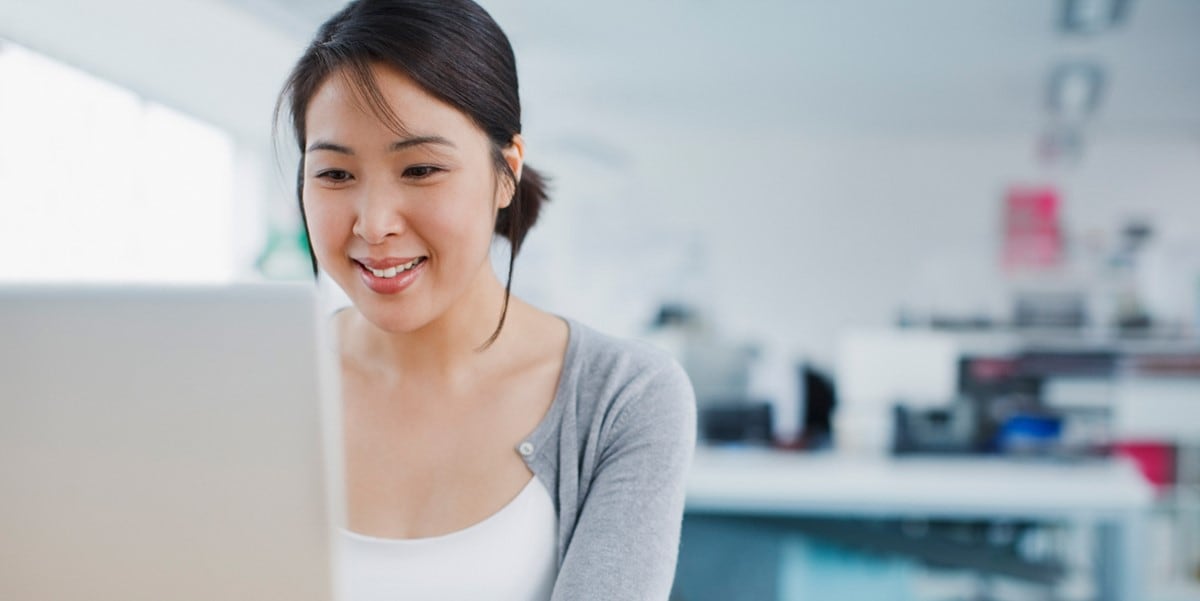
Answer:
[{"xmin": 0, "ymin": 41, "xmax": 236, "ymax": 283}]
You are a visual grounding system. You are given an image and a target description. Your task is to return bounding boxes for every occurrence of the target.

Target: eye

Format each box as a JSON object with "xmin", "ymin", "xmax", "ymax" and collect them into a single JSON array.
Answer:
[
  {"xmin": 316, "ymin": 169, "xmax": 353, "ymax": 183},
  {"xmin": 403, "ymin": 165, "xmax": 443, "ymax": 179}
]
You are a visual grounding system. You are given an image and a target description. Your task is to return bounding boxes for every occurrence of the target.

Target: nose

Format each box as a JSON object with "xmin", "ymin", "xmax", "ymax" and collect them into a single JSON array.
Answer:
[{"xmin": 352, "ymin": 180, "xmax": 406, "ymax": 244}]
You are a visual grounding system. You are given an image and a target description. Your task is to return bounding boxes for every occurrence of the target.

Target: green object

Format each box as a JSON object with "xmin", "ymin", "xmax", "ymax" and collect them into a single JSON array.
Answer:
[{"xmin": 255, "ymin": 225, "xmax": 312, "ymax": 280}]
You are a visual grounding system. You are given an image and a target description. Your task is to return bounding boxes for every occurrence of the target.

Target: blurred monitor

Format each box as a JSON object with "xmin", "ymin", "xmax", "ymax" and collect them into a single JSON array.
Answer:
[
  {"xmin": 837, "ymin": 330, "xmax": 958, "ymax": 409},
  {"xmin": 835, "ymin": 330, "xmax": 959, "ymax": 452},
  {"xmin": 0, "ymin": 283, "xmax": 342, "ymax": 601}
]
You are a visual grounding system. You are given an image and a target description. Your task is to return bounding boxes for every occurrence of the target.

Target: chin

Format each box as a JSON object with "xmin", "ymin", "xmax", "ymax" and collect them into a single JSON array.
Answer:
[{"xmin": 354, "ymin": 301, "xmax": 434, "ymax": 335}]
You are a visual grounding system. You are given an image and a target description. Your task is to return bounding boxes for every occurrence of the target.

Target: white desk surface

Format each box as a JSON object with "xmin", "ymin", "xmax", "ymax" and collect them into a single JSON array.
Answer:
[{"xmin": 686, "ymin": 446, "xmax": 1156, "ymax": 521}]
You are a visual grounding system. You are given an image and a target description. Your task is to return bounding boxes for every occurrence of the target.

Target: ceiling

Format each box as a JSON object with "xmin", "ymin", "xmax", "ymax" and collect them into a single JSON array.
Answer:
[
  {"xmin": 223, "ymin": 0, "xmax": 1200, "ymax": 138},
  {"xmin": 4, "ymin": 0, "xmax": 1193, "ymax": 151}
]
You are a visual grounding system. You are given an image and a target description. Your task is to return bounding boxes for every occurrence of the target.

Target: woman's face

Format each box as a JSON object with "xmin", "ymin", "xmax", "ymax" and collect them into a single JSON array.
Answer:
[{"xmin": 302, "ymin": 64, "xmax": 519, "ymax": 333}]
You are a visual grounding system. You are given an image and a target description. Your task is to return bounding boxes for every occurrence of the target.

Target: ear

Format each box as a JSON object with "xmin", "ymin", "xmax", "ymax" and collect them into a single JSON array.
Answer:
[{"xmin": 497, "ymin": 134, "xmax": 525, "ymax": 209}]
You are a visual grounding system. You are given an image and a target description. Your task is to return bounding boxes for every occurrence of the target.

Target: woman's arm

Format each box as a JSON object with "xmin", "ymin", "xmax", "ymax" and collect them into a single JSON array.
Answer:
[{"xmin": 551, "ymin": 362, "xmax": 697, "ymax": 601}]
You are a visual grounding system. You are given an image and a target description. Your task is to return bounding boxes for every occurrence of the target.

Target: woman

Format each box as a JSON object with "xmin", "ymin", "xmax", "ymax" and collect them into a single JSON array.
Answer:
[{"xmin": 275, "ymin": 1, "xmax": 697, "ymax": 599}]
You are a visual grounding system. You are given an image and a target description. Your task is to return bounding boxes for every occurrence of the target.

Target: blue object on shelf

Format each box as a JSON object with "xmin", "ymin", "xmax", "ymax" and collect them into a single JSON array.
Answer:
[{"xmin": 996, "ymin": 414, "xmax": 1063, "ymax": 454}]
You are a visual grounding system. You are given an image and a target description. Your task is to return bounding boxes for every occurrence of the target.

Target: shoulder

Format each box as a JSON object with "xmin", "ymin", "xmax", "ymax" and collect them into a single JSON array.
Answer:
[
  {"xmin": 564, "ymin": 318, "xmax": 696, "ymax": 433},
  {"xmin": 567, "ymin": 318, "xmax": 691, "ymax": 394}
]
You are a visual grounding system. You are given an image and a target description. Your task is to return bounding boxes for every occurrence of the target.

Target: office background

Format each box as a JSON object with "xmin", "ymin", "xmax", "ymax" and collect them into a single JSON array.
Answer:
[{"xmin": 2, "ymin": 1, "xmax": 1199, "ymax": 599}]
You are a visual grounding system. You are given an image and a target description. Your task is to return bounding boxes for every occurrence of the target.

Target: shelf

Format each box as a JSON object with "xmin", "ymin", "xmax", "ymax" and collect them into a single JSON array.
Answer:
[{"xmin": 686, "ymin": 446, "xmax": 1155, "ymax": 521}]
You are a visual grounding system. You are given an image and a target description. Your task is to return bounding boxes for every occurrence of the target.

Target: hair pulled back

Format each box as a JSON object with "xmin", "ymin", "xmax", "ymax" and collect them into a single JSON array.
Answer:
[{"xmin": 275, "ymin": 0, "xmax": 550, "ymax": 347}]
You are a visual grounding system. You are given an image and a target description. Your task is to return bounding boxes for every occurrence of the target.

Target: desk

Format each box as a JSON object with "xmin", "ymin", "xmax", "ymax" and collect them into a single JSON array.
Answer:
[{"xmin": 685, "ymin": 447, "xmax": 1155, "ymax": 601}]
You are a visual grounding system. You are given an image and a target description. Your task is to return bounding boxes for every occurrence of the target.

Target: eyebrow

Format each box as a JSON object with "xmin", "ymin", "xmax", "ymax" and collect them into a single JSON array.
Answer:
[{"xmin": 306, "ymin": 135, "xmax": 457, "ymax": 155}]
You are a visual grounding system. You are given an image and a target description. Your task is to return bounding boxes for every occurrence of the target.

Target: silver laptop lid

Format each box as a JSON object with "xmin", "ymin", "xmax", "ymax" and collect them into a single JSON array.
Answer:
[{"xmin": 0, "ymin": 283, "xmax": 344, "ymax": 601}]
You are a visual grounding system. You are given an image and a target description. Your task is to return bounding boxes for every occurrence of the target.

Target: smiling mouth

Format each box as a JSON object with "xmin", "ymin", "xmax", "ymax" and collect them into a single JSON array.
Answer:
[{"xmin": 361, "ymin": 257, "xmax": 427, "ymax": 278}]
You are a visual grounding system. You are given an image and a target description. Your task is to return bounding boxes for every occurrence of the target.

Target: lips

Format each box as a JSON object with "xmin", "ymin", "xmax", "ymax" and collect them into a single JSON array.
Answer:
[{"xmin": 354, "ymin": 255, "xmax": 427, "ymax": 295}]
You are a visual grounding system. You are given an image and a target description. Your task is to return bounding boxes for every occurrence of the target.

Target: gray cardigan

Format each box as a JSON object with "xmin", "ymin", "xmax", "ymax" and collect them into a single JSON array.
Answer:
[{"xmin": 517, "ymin": 318, "xmax": 697, "ymax": 600}]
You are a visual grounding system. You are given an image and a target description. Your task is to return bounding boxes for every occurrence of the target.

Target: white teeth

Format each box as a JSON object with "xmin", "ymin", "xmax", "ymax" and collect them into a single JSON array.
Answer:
[{"xmin": 367, "ymin": 257, "xmax": 423, "ymax": 278}]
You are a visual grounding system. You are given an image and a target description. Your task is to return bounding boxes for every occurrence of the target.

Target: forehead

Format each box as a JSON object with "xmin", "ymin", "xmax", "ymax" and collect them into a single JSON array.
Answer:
[{"xmin": 304, "ymin": 63, "xmax": 482, "ymax": 147}]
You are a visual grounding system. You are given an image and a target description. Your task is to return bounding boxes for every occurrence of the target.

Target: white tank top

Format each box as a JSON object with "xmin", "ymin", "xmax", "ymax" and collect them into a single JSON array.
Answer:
[{"xmin": 338, "ymin": 476, "xmax": 559, "ymax": 601}]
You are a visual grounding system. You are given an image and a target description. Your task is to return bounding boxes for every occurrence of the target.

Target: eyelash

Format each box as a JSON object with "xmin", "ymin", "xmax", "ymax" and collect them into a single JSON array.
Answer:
[
  {"xmin": 316, "ymin": 169, "xmax": 352, "ymax": 183},
  {"xmin": 314, "ymin": 165, "xmax": 444, "ymax": 183},
  {"xmin": 402, "ymin": 165, "xmax": 443, "ymax": 179}
]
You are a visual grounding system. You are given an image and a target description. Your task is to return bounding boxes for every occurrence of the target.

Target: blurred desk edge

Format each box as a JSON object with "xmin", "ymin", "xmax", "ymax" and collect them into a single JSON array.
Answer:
[
  {"xmin": 686, "ymin": 446, "xmax": 1154, "ymax": 520},
  {"xmin": 684, "ymin": 446, "xmax": 1154, "ymax": 601}
]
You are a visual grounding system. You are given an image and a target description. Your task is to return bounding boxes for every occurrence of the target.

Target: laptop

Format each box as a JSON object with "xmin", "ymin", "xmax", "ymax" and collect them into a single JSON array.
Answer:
[{"xmin": 0, "ymin": 283, "xmax": 344, "ymax": 600}]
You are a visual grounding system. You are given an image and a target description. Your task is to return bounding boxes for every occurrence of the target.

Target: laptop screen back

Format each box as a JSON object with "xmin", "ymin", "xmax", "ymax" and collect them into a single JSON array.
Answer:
[{"xmin": 0, "ymin": 283, "xmax": 343, "ymax": 601}]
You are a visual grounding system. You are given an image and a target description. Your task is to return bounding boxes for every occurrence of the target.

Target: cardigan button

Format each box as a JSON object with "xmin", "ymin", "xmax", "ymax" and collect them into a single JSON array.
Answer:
[{"xmin": 518, "ymin": 442, "xmax": 535, "ymax": 457}]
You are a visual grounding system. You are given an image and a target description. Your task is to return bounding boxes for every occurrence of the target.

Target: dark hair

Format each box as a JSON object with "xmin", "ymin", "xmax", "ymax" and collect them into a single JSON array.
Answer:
[{"xmin": 275, "ymin": 0, "xmax": 550, "ymax": 348}]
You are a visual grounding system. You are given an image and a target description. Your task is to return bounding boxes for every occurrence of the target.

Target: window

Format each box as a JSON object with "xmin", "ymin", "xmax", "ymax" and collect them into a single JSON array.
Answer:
[{"xmin": 0, "ymin": 41, "xmax": 236, "ymax": 282}]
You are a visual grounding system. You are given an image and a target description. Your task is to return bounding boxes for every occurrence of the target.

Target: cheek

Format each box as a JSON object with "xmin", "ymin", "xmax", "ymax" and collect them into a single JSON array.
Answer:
[
  {"xmin": 425, "ymin": 180, "xmax": 499, "ymax": 251},
  {"xmin": 301, "ymin": 194, "xmax": 350, "ymax": 255}
]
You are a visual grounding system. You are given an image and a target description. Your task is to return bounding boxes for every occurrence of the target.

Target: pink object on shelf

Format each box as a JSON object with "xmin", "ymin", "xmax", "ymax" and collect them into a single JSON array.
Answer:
[
  {"xmin": 1113, "ymin": 440, "xmax": 1175, "ymax": 492},
  {"xmin": 1002, "ymin": 185, "xmax": 1063, "ymax": 271}
]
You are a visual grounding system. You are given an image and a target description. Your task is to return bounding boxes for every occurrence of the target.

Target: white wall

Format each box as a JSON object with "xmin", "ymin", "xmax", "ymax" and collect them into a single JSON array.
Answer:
[{"xmin": 517, "ymin": 127, "xmax": 1200, "ymax": 359}]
